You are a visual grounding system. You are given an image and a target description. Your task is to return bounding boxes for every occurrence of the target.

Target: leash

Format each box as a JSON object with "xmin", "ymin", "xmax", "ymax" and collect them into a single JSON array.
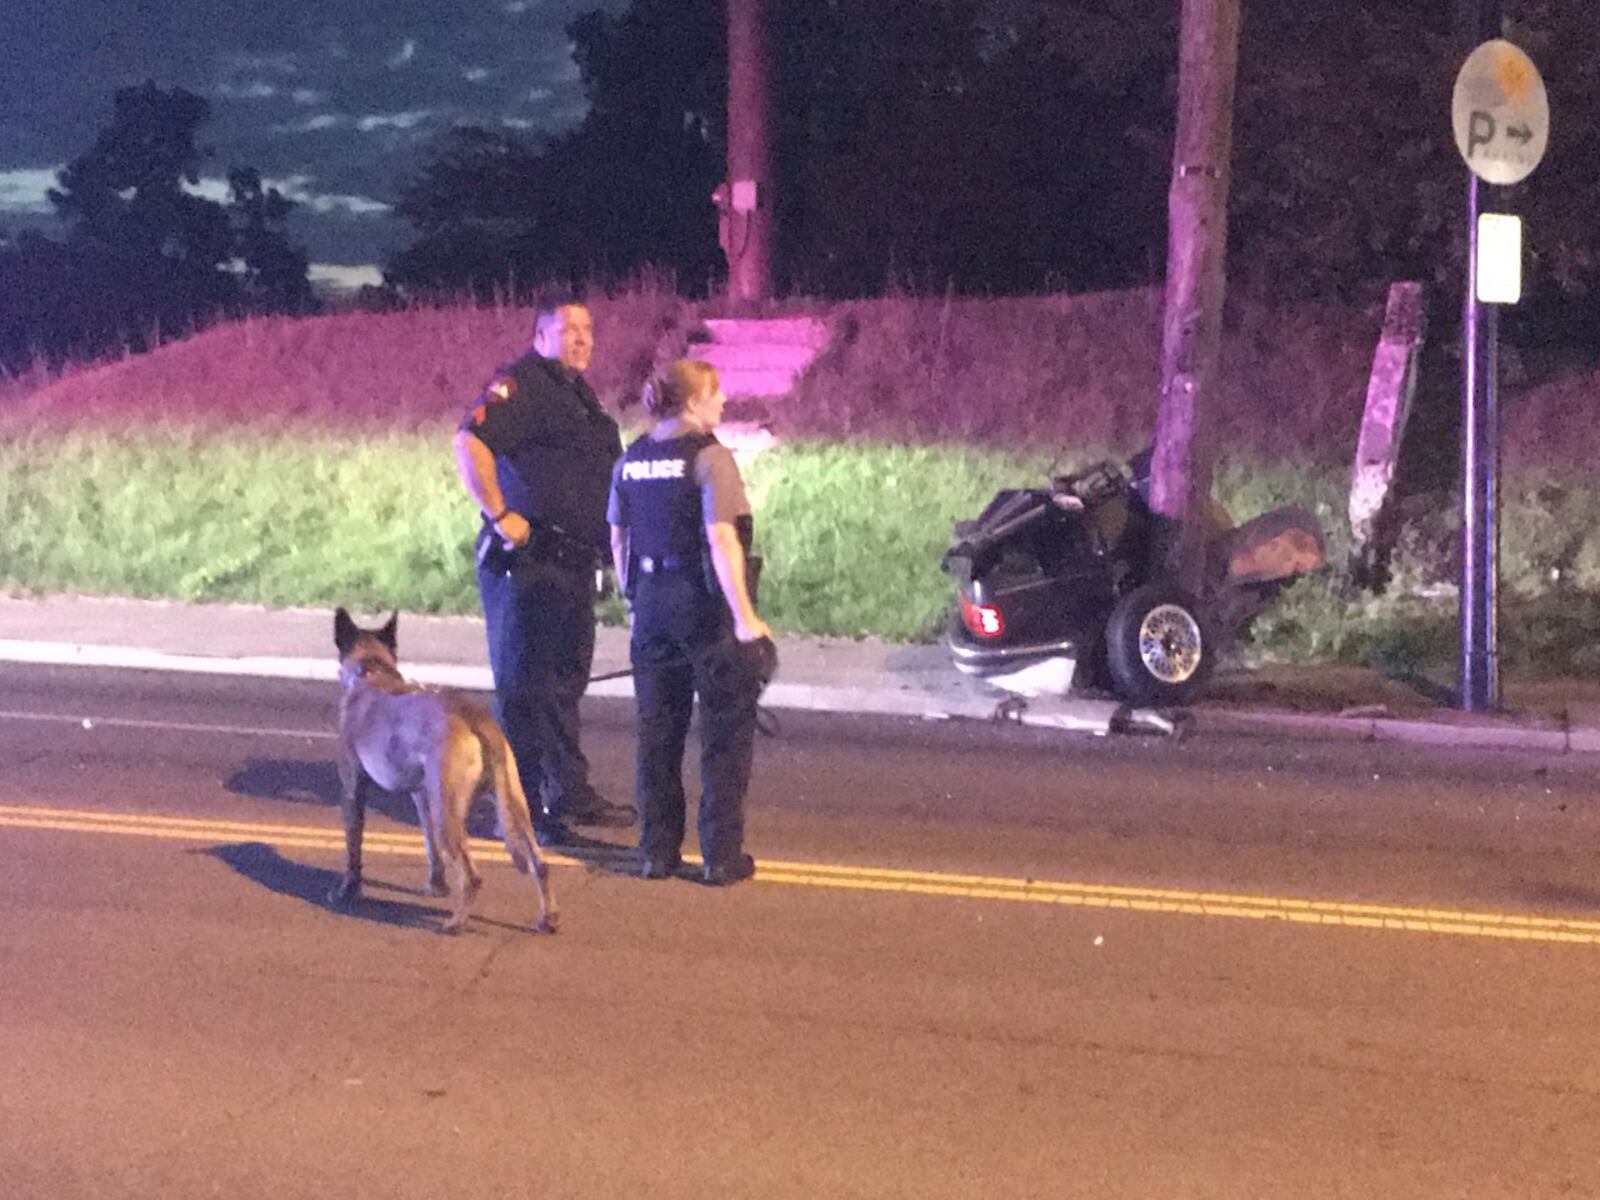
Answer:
[{"xmin": 586, "ymin": 656, "xmax": 782, "ymax": 738}]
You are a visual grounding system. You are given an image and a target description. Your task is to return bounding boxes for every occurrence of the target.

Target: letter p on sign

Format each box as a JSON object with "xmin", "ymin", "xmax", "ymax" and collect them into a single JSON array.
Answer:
[{"xmin": 1467, "ymin": 111, "xmax": 1496, "ymax": 158}]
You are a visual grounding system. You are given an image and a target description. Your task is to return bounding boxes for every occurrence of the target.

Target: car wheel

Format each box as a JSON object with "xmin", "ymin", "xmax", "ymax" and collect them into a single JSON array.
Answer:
[{"xmin": 1105, "ymin": 582, "xmax": 1213, "ymax": 707}]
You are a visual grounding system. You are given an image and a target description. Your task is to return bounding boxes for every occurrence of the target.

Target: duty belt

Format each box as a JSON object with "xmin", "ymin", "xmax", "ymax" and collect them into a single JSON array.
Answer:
[{"xmin": 637, "ymin": 554, "xmax": 696, "ymax": 574}]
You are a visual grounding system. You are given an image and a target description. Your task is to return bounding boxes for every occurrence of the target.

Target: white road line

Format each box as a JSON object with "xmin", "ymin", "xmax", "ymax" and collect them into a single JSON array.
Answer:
[{"xmin": 0, "ymin": 709, "xmax": 332, "ymax": 740}]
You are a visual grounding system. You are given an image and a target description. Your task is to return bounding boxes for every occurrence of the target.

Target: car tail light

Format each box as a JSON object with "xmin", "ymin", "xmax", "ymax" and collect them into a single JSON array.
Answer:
[{"xmin": 960, "ymin": 595, "xmax": 1004, "ymax": 638}]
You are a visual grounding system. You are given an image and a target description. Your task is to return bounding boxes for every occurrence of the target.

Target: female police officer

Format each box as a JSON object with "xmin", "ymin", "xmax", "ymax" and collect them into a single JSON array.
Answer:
[{"xmin": 607, "ymin": 360, "xmax": 774, "ymax": 886}]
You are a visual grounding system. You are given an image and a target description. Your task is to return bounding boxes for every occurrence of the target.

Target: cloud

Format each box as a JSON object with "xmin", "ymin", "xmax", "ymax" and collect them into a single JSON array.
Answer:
[
  {"xmin": 0, "ymin": 0, "xmax": 630, "ymax": 268},
  {"xmin": 273, "ymin": 113, "xmax": 352, "ymax": 133},
  {"xmin": 174, "ymin": 173, "xmax": 392, "ymax": 217},
  {"xmin": 0, "ymin": 167, "xmax": 390, "ymax": 223},
  {"xmin": 257, "ymin": 174, "xmax": 392, "ymax": 216},
  {"xmin": 216, "ymin": 81, "xmax": 279, "ymax": 101},
  {"xmin": 220, "ymin": 51, "xmax": 303, "ymax": 78},
  {"xmin": 184, "ymin": 177, "xmax": 234, "ymax": 204},
  {"xmin": 0, "ymin": 167, "xmax": 60, "ymax": 214},
  {"xmin": 294, "ymin": 190, "xmax": 393, "ymax": 217},
  {"xmin": 275, "ymin": 114, "xmax": 350, "ymax": 134},
  {"xmin": 355, "ymin": 111, "xmax": 435, "ymax": 133},
  {"xmin": 308, "ymin": 261, "xmax": 384, "ymax": 292}
]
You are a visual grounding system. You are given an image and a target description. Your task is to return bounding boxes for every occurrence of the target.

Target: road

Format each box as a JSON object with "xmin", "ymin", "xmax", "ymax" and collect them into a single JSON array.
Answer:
[{"xmin": 3, "ymin": 662, "xmax": 1600, "ymax": 1199}]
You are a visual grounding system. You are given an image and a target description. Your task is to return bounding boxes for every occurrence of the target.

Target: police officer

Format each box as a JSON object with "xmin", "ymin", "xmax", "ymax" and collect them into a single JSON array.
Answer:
[
  {"xmin": 607, "ymin": 360, "xmax": 775, "ymax": 885},
  {"xmin": 454, "ymin": 294, "xmax": 636, "ymax": 845}
]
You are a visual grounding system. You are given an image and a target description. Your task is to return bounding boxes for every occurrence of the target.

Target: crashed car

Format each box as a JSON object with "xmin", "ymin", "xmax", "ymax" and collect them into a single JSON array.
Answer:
[{"xmin": 940, "ymin": 450, "xmax": 1325, "ymax": 708}]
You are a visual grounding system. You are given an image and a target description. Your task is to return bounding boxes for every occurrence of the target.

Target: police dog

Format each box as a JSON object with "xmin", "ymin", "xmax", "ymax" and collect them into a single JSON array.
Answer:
[{"xmin": 331, "ymin": 608, "xmax": 557, "ymax": 934}]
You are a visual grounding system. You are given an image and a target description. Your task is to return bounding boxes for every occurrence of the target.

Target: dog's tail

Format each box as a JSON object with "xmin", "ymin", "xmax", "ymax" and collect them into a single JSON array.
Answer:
[{"xmin": 482, "ymin": 727, "xmax": 559, "ymax": 933}]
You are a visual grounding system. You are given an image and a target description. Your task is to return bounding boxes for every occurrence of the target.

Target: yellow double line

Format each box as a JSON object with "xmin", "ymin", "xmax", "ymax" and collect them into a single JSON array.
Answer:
[{"xmin": 4, "ymin": 802, "xmax": 1600, "ymax": 946}]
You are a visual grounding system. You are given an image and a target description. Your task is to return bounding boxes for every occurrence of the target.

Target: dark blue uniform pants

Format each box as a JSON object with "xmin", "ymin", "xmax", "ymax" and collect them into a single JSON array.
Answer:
[
  {"xmin": 477, "ymin": 554, "xmax": 598, "ymax": 820},
  {"xmin": 630, "ymin": 571, "xmax": 761, "ymax": 868}
]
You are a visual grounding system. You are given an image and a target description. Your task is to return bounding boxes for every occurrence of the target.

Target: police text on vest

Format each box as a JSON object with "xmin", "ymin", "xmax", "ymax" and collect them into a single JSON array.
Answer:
[{"xmin": 622, "ymin": 458, "xmax": 688, "ymax": 480}]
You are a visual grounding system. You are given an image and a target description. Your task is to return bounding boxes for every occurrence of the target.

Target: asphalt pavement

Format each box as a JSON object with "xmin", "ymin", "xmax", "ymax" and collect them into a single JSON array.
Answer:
[
  {"xmin": 7, "ymin": 664, "xmax": 1600, "ymax": 1199},
  {"xmin": 1, "ymin": 592, "xmax": 1598, "ymax": 754}
]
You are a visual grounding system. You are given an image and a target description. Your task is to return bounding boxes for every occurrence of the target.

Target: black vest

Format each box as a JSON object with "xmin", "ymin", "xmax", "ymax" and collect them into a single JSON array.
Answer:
[{"xmin": 616, "ymin": 431, "xmax": 718, "ymax": 563}]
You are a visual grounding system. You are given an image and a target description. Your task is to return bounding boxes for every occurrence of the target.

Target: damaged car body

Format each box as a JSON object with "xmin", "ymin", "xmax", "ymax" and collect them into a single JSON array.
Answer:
[{"xmin": 941, "ymin": 451, "xmax": 1326, "ymax": 708}]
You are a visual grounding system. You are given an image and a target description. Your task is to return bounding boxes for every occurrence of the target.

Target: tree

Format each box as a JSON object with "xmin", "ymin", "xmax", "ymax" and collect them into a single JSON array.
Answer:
[
  {"xmin": 383, "ymin": 0, "xmax": 1600, "ymax": 324},
  {"xmin": 1225, "ymin": 0, "xmax": 1599, "ymax": 353},
  {"xmin": 387, "ymin": 126, "xmax": 554, "ymax": 297},
  {"xmin": 50, "ymin": 82, "xmax": 233, "ymax": 271},
  {"xmin": 229, "ymin": 168, "xmax": 315, "ymax": 313},
  {"xmin": 0, "ymin": 81, "xmax": 315, "ymax": 371}
]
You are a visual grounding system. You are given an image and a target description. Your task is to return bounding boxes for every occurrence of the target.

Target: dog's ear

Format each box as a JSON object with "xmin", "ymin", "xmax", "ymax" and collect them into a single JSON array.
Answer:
[
  {"xmin": 334, "ymin": 607, "xmax": 359, "ymax": 657},
  {"xmin": 378, "ymin": 610, "xmax": 399, "ymax": 655}
]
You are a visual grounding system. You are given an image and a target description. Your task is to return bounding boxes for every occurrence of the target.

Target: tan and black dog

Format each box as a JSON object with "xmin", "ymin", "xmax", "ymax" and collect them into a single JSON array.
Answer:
[{"xmin": 331, "ymin": 608, "xmax": 557, "ymax": 934}]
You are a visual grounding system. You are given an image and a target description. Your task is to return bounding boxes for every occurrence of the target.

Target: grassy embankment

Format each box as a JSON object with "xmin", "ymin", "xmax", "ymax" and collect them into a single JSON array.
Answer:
[{"xmin": 2, "ymin": 281, "xmax": 1597, "ymax": 671}]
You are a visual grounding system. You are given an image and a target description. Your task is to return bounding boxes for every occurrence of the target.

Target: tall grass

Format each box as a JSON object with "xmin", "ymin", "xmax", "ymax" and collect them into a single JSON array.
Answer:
[
  {"xmin": 4, "ymin": 425, "xmax": 1600, "ymax": 673},
  {"xmin": 0, "ymin": 428, "xmax": 1055, "ymax": 637},
  {"xmin": 12, "ymin": 284, "xmax": 1594, "ymax": 465},
  {"xmin": 3, "ymin": 286, "xmax": 1598, "ymax": 671}
]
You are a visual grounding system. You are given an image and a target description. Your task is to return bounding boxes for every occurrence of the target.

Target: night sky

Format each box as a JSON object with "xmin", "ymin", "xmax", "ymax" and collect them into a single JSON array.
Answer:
[{"xmin": 0, "ymin": 0, "xmax": 625, "ymax": 290}]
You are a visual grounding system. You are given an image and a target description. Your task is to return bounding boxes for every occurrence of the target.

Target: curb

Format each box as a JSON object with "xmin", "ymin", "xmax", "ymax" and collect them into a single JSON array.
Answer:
[
  {"xmin": 1186, "ymin": 706, "xmax": 1587, "ymax": 755},
  {"xmin": 0, "ymin": 638, "xmax": 1110, "ymax": 726},
  {"xmin": 2, "ymin": 637, "xmax": 1596, "ymax": 755}
]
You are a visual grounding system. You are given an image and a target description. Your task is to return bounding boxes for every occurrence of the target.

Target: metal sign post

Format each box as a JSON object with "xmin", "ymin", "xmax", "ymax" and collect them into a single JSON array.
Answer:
[{"xmin": 1450, "ymin": 25, "xmax": 1548, "ymax": 711}]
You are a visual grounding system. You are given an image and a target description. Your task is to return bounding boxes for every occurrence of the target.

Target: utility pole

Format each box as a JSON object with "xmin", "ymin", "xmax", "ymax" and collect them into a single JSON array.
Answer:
[
  {"xmin": 1149, "ymin": 0, "xmax": 1243, "ymax": 594},
  {"xmin": 722, "ymin": 0, "xmax": 774, "ymax": 303}
]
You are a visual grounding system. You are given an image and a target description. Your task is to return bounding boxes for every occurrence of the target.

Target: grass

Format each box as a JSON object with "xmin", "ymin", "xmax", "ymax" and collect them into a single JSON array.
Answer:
[
  {"xmin": 0, "ymin": 427, "xmax": 1056, "ymax": 638},
  {"xmin": 4, "ymin": 424, "xmax": 1600, "ymax": 677},
  {"xmin": 0, "ymin": 427, "xmax": 476, "ymax": 613},
  {"xmin": 3, "ymin": 287, "xmax": 1598, "ymax": 674}
]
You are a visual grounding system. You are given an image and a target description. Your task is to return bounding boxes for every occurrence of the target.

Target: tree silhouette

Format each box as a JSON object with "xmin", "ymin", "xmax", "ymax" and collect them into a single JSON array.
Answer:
[
  {"xmin": 0, "ymin": 81, "xmax": 315, "ymax": 372},
  {"xmin": 380, "ymin": 0, "xmax": 1600, "ymax": 346},
  {"xmin": 387, "ymin": 126, "xmax": 552, "ymax": 297},
  {"xmin": 229, "ymin": 168, "xmax": 316, "ymax": 313},
  {"xmin": 387, "ymin": 1, "xmax": 725, "ymax": 298}
]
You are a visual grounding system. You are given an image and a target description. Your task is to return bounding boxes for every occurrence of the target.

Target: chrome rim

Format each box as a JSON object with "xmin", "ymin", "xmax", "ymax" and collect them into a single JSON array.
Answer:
[{"xmin": 1137, "ymin": 604, "xmax": 1203, "ymax": 684}]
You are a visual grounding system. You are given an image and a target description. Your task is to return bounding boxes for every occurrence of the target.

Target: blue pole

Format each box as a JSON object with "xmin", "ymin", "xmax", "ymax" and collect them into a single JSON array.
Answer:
[{"xmin": 1458, "ymin": 0, "xmax": 1502, "ymax": 712}]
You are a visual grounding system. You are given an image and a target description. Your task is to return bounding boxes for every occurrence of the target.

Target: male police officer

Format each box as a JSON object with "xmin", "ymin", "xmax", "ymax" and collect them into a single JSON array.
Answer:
[{"xmin": 455, "ymin": 295, "xmax": 635, "ymax": 844}]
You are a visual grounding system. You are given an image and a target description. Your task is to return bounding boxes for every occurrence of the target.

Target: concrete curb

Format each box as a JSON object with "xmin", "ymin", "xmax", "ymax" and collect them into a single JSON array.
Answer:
[
  {"xmin": 1187, "ymin": 706, "xmax": 1588, "ymax": 754},
  {"xmin": 0, "ymin": 637, "xmax": 1111, "ymax": 726},
  {"xmin": 3, "ymin": 636, "xmax": 1597, "ymax": 755}
]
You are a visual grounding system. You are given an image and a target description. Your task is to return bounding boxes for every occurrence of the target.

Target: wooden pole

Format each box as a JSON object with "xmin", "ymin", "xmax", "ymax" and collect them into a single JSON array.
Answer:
[
  {"xmin": 1148, "ymin": 0, "xmax": 1243, "ymax": 594},
  {"xmin": 725, "ymin": 0, "xmax": 773, "ymax": 302}
]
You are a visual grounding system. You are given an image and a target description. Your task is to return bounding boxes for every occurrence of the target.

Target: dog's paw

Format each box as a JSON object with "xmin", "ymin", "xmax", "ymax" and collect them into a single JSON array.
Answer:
[
  {"xmin": 328, "ymin": 875, "xmax": 361, "ymax": 905},
  {"xmin": 532, "ymin": 915, "xmax": 559, "ymax": 935},
  {"xmin": 441, "ymin": 914, "xmax": 469, "ymax": 935}
]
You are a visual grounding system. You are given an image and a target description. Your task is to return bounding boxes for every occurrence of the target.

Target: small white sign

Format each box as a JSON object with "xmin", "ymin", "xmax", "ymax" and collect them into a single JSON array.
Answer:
[
  {"xmin": 1476, "ymin": 213, "xmax": 1523, "ymax": 305},
  {"xmin": 1453, "ymin": 40, "xmax": 1549, "ymax": 185},
  {"xmin": 731, "ymin": 179, "xmax": 759, "ymax": 214}
]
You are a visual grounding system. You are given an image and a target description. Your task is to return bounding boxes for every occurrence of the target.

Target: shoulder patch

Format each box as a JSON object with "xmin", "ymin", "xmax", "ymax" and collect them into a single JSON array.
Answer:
[{"xmin": 486, "ymin": 376, "xmax": 517, "ymax": 402}]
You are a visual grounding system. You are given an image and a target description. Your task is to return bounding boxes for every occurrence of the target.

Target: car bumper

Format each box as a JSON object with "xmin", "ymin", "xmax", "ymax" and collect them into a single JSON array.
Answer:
[{"xmin": 947, "ymin": 632, "xmax": 1081, "ymax": 676}]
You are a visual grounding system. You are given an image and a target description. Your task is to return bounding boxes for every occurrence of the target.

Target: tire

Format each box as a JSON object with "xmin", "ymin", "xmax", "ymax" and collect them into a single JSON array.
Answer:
[{"xmin": 1104, "ymin": 582, "xmax": 1213, "ymax": 707}]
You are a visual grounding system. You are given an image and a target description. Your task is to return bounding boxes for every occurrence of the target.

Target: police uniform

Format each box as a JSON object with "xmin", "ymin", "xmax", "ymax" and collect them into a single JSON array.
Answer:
[
  {"xmin": 462, "ymin": 350, "xmax": 621, "ymax": 829},
  {"xmin": 607, "ymin": 429, "xmax": 764, "ymax": 878}
]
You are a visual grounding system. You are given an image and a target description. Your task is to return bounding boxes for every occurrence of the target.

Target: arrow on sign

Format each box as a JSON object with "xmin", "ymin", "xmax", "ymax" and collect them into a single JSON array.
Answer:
[{"xmin": 1507, "ymin": 123, "xmax": 1534, "ymax": 145}]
